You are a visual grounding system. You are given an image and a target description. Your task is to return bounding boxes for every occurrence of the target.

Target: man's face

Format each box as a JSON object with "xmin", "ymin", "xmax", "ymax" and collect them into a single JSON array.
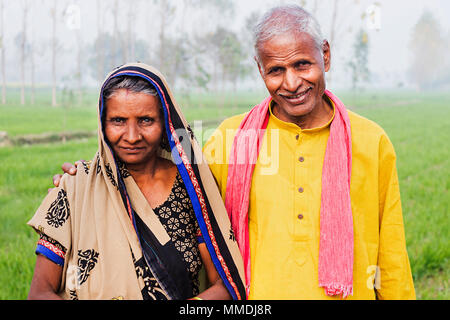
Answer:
[{"xmin": 256, "ymin": 32, "xmax": 330, "ymax": 124}]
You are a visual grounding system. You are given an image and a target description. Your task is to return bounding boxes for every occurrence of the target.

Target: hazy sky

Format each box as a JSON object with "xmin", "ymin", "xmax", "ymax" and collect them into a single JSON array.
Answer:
[
  {"xmin": 2, "ymin": 0, "xmax": 449, "ymax": 89},
  {"xmin": 235, "ymin": 0, "xmax": 450, "ymax": 88}
]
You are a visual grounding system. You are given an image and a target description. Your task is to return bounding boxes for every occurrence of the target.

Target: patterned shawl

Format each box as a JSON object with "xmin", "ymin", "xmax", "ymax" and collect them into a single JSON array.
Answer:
[{"xmin": 28, "ymin": 63, "xmax": 246, "ymax": 300}]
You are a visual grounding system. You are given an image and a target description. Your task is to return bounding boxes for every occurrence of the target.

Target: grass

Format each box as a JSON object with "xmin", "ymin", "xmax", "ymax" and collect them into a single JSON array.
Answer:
[
  {"xmin": 0, "ymin": 138, "xmax": 98, "ymax": 299},
  {"xmin": 343, "ymin": 91, "xmax": 450, "ymax": 291},
  {"xmin": 0, "ymin": 88, "xmax": 448, "ymax": 299}
]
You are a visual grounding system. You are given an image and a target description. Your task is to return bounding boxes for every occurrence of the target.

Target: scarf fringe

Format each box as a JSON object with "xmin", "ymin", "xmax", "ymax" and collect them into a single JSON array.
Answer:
[{"xmin": 320, "ymin": 283, "xmax": 353, "ymax": 299}]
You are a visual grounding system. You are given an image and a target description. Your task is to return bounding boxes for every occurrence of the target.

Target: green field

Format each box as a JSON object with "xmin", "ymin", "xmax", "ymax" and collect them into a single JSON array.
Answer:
[{"xmin": 0, "ymin": 88, "xmax": 448, "ymax": 299}]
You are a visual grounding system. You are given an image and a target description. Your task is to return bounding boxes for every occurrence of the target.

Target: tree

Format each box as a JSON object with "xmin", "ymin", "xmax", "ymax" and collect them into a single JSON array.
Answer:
[
  {"xmin": 241, "ymin": 10, "xmax": 264, "ymax": 83},
  {"xmin": 195, "ymin": 27, "xmax": 248, "ymax": 92},
  {"xmin": 29, "ymin": 1, "xmax": 39, "ymax": 105},
  {"xmin": 19, "ymin": 0, "xmax": 29, "ymax": 105},
  {"xmin": 126, "ymin": 0, "xmax": 139, "ymax": 63},
  {"xmin": 96, "ymin": 0, "xmax": 105, "ymax": 83},
  {"xmin": 111, "ymin": 0, "xmax": 119, "ymax": 68},
  {"xmin": 218, "ymin": 29, "xmax": 248, "ymax": 90},
  {"xmin": 324, "ymin": 0, "xmax": 364, "ymax": 84},
  {"xmin": 62, "ymin": 2, "xmax": 83, "ymax": 105},
  {"xmin": 347, "ymin": 29, "xmax": 370, "ymax": 90},
  {"xmin": 88, "ymin": 33, "xmax": 148, "ymax": 81},
  {"xmin": 50, "ymin": 0, "xmax": 60, "ymax": 107},
  {"xmin": 408, "ymin": 10, "xmax": 447, "ymax": 90}
]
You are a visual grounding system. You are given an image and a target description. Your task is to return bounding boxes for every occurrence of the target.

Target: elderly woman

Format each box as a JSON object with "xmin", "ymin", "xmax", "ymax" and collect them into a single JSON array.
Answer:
[{"xmin": 27, "ymin": 63, "xmax": 246, "ymax": 300}]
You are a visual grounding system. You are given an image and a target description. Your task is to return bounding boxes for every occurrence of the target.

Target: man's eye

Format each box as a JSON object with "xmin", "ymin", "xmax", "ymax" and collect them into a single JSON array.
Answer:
[
  {"xmin": 296, "ymin": 60, "xmax": 311, "ymax": 68},
  {"xmin": 268, "ymin": 67, "xmax": 282, "ymax": 74}
]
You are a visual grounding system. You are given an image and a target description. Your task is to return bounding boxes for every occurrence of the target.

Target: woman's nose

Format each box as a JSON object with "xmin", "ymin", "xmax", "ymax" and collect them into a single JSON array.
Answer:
[{"xmin": 124, "ymin": 123, "xmax": 142, "ymax": 143}]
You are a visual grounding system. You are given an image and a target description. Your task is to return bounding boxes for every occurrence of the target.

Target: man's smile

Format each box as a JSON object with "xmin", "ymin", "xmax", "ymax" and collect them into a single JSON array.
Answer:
[{"xmin": 279, "ymin": 87, "xmax": 312, "ymax": 104}]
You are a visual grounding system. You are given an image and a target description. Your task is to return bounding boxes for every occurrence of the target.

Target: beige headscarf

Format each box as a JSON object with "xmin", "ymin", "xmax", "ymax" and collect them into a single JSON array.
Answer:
[{"xmin": 28, "ymin": 63, "xmax": 246, "ymax": 300}]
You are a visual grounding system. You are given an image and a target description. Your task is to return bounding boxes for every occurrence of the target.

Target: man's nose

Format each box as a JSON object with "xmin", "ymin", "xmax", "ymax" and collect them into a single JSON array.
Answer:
[
  {"xmin": 124, "ymin": 123, "xmax": 141, "ymax": 143},
  {"xmin": 283, "ymin": 69, "xmax": 302, "ymax": 92}
]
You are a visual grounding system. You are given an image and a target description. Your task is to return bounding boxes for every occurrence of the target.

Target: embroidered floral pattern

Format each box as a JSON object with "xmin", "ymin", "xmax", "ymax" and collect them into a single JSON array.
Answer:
[
  {"xmin": 104, "ymin": 163, "xmax": 118, "ymax": 189},
  {"xmin": 229, "ymin": 227, "xmax": 236, "ymax": 242},
  {"xmin": 117, "ymin": 160, "xmax": 131, "ymax": 178},
  {"xmin": 96, "ymin": 156, "xmax": 101, "ymax": 174},
  {"xmin": 186, "ymin": 125, "xmax": 196, "ymax": 141},
  {"xmin": 81, "ymin": 161, "xmax": 91, "ymax": 174},
  {"xmin": 132, "ymin": 252, "xmax": 169, "ymax": 300},
  {"xmin": 69, "ymin": 290, "xmax": 78, "ymax": 300},
  {"xmin": 45, "ymin": 189, "xmax": 70, "ymax": 228},
  {"xmin": 77, "ymin": 249, "xmax": 99, "ymax": 286}
]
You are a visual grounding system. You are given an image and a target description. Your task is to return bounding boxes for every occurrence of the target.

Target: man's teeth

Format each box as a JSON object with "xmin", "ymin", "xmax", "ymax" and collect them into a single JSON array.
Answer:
[{"xmin": 284, "ymin": 89, "xmax": 310, "ymax": 99}]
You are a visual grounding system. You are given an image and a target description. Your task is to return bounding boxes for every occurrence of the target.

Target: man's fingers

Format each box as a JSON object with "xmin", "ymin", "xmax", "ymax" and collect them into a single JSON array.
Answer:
[
  {"xmin": 61, "ymin": 162, "xmax": 78, "ymax": 175},
  {"xmin": 52, "ymin": 174, "xmax": 62, "ymax": 188},
  {"xmin": 74, "ymin": 160, "xmax": 85, "ymax": 167}
]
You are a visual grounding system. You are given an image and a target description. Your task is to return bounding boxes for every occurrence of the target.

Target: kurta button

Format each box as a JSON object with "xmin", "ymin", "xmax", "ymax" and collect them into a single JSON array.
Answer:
[
  {"xmin": 298, "ymin": 187, "xmax": 304, "ymax": 193},
  {"xmin": 298, "ymin": 156, "xmax": 305, "ymax": 162},
  {"xmin": 295, "ymin": 134, "xmax": 299, "ymax": 140},
  {"xmin": 298, "ymin": 214, "xmax": 304, "ymax": 220}
]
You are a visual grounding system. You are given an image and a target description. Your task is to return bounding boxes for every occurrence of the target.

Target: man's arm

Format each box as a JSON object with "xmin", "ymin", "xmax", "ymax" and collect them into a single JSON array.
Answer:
[{"xmin": 376, "ymin": 134, "xmax": 416, "ymax": 299}]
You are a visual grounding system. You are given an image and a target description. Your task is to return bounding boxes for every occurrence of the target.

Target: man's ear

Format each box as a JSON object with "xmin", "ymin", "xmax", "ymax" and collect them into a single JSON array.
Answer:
[{"xmin": 322, "ymin": 40, "xmax": 331, "ymax": 72}]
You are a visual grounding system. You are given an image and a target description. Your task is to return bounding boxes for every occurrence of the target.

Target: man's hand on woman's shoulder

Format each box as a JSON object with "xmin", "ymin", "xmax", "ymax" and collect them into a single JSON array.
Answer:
[{"xmin": 49, "ymin": 160, "xmax": 83, "ymax": 192}]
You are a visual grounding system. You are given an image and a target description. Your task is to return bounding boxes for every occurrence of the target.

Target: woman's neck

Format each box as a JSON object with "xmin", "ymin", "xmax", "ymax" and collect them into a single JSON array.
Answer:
[
  {"xmin": 126, "ymin": 156, "xmax": 177, "ymax": 208},
  {"xmin": 127, "ymin": 156, "xmax": 161, "ymax": 185},
  {"xmin": 128, "ymin": 156, "xmax": 176, "ymax": 188}
]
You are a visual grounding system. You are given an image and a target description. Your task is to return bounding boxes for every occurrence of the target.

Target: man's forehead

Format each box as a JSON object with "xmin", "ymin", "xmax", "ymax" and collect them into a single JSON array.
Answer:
[{"xmin": 258, "ymin": 31, "xmax": 320, "ymax": 57}]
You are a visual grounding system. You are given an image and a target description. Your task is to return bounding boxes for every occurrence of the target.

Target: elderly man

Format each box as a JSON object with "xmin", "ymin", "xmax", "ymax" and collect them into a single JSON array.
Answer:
[
  {"xmin": 201, "ymin": 5, "xmax": 415, "ymax": 300},
  {"xmin": 54, "ymin": 5, "xmax": 415, "ymax": 300}
]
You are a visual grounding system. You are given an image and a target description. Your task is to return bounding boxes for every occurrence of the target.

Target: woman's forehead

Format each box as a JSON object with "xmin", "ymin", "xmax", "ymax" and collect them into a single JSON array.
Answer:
[{"xmin": 105, "ymin": 89, "xmax": 161, "ymax": 114}]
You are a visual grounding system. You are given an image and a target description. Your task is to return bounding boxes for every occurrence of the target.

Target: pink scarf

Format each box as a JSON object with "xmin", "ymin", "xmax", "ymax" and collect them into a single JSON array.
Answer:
[{"xmin": 225, "ymin": 90, "xmax": 353, "ymax": 298}]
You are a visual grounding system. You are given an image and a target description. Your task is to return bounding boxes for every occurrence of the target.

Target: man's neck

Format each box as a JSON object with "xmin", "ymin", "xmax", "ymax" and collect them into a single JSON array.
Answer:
[{"xmin": 272, "ymin": 96, "xmax": 334, "ymax": 130}]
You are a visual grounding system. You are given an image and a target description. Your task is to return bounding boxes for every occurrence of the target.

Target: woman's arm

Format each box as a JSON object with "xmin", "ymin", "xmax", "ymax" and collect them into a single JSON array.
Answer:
[
  {"xmin": 28, "ymin": 255, "xmax": 63, "ymax": 300},
  {"xmin": 194, "ymin": 243, "xmax": 231, "ymax": 300}
]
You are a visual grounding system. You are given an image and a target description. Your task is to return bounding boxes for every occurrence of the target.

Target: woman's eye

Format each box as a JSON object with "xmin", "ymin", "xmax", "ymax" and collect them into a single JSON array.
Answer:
[
  {"xmin": 140, "ymin": 117, "xmax": 154, "ymax": 125},
  {"xmin": 110, "ymin": 117, "xmax": 125, "ymax": 124}
]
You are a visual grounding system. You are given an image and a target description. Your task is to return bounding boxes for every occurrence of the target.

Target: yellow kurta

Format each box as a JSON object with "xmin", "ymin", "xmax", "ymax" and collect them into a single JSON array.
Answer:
[{"xmin": 203, "ymin": 100, "xmax": 415, "ymax": 300}]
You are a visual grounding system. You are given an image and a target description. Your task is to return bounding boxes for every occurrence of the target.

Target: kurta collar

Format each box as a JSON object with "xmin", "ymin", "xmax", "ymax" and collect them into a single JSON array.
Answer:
[{"xmin": 268, "ymin": 96, "xmax": 336, "ymax": 134}]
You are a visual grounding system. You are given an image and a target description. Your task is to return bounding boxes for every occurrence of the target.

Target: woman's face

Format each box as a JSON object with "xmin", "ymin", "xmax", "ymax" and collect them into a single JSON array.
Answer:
[{"xmin": 104, "ymin": 89, "xmax": 165, "ymax": 169}]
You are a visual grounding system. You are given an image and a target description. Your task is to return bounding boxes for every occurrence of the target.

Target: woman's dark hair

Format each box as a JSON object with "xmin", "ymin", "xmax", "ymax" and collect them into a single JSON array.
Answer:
[{"xmin": 103, "ymin": 76, "xmax": 158, "ymax": 100}]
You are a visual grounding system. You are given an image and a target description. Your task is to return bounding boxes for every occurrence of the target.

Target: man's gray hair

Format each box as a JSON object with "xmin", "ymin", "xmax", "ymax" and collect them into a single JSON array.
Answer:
[
  {"xmin": 103, "ymin": 76, "xmax": 158, "ymax": 100},
  {"xmin": 253, "ymin": 5, "xmax": 324, "ymax": 62}
]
